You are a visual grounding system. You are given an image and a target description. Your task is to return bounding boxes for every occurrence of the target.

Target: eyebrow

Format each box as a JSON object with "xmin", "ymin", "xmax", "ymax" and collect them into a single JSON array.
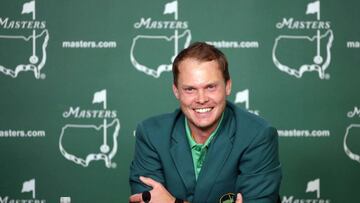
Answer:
[{"xmin": 181, "ymin": 81, "xmax": 220, "ymax": 89}]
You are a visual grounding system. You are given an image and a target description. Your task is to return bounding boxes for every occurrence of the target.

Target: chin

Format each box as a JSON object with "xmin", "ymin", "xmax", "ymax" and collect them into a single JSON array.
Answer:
[{"xmin": 193, "ymin": 118, "xmax": 218, "ymax": 129}]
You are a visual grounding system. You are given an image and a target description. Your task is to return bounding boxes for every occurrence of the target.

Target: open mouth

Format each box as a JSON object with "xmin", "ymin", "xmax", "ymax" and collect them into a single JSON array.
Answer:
[{"xmin": 194, "ymin": 107, "xmax": 213, "ymax": 113}]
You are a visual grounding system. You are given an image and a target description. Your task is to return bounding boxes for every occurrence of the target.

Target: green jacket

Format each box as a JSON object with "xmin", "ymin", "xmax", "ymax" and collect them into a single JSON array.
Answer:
[{"xmin": 130, "ymin": 101, "xmax": 282, "ymax": 203}]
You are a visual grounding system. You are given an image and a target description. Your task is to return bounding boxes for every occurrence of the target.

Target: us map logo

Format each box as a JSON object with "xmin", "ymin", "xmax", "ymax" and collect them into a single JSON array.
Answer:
[
  {"xmin": 344, "ymin": 107, "xmax": 360, "ymax": 164},
  {"xmin": 60, "ymin": 90, "xmax": 120, "ymax": 168},
  {"xmin": 0, "ymin": 0, "xmax": 49, "ymax": 79},
  {"xmin": 130, "ymin": 0, "xmax": 192, "ymax": 78},
  {"xmin": 273, "ymin": 0, "xmax": 333, "ymax": 79}
]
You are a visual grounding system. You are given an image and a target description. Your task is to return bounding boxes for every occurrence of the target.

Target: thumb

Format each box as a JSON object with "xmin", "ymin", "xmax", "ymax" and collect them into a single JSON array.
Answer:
[
  {"xmin": 235, "ymin": 193, "xmax": 243, "ymax": 203},
  {"xmin": 139, "ymin": 176, "xmax": 159, "ymax": 187}
]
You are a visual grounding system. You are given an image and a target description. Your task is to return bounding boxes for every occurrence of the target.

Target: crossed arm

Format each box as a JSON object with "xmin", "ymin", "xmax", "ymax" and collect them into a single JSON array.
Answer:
[{"xmin": 128, "ymin": 176, "xmax": 243, "ymax": 203}]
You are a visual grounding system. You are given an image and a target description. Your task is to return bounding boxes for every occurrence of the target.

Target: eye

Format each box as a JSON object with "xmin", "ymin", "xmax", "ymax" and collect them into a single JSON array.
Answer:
[
  {"xmin": 207, "ymin": 84, "xmax": 216, "ymax": 91},
  {"xmin": 184, "ymin": 87, "xmax": 195, "ymax": 93}
]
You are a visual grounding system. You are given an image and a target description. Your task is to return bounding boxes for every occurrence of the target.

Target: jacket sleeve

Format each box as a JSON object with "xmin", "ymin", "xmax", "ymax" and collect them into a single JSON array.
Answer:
[
  {"xmin": 235, "ymin": 126, "xmax": 282, "ymax": 203},
  {"xmin": 129, "ymin": 123, "xmax": 165, "ymax": 194}
]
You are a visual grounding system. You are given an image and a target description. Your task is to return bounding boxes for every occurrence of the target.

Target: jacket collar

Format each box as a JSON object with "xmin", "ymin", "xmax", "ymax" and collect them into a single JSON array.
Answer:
[{"xmin": 170, "ymin": 113, "xmax": 197, "ymax": 195}]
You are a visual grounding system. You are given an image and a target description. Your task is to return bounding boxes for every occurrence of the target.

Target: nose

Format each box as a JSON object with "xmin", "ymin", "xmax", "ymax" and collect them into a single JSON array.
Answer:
[{"xmin": 196, "ymin": 90, "xmax": 209, "ymax": 104}]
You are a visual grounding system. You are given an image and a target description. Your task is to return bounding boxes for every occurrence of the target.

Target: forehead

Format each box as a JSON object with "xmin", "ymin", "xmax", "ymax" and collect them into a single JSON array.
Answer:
[{"xmin": 177, "ymin": 58, "xmax": 223, "ymax": 85}]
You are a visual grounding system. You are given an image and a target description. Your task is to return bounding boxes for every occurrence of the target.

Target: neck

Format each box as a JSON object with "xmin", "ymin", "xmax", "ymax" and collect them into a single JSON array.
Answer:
[{"xmin": 189, "ymin": 120, "xmax": 220, "ymax": 144}]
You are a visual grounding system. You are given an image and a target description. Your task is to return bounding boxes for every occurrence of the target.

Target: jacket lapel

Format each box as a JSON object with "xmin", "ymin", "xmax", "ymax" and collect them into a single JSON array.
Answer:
[
  {"xmin": 170, "ymin": 114, "xmax": 197, "ymax": 194},
  {"xmin": 193, "ymin": 107, "xmax": 236, "ymax": 202}
]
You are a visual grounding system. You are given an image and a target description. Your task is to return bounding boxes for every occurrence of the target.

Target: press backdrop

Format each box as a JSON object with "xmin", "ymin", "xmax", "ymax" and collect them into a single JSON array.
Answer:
[{"xmin": 0, "ymin": 0, "xmax": 359, "ymax": 202}]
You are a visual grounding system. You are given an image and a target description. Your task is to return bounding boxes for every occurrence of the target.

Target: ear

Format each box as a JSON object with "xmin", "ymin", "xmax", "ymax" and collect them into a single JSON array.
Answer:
[
  {"xmin": 172, "ymin": 84, "xmax": 180, "ymax": 99},
  {"xmin": 225, "ymin": 79, "xmax": 232, "ymax": 96}
]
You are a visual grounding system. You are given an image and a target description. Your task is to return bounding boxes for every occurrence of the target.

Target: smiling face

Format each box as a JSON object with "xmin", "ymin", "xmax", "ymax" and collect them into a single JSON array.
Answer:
[{"xmin": 173, "ymin": 58, "xmax": 232, "ymax": 137}]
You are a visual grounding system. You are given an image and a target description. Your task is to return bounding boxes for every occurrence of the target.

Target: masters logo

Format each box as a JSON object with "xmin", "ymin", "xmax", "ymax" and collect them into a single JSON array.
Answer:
[
  {"xmin": 273, "ymin": 0, "xmax": 333, "ymax": 80},
  {"xmin": 0, "ymin": 178, "xmax": 46, "ymax": 203},
  {"xmin": 0, "ymin": 0, "xmax": 49, "ymax": 79},
  {"xmin": 130, "ymin": 0, "xmax": 192, "ymax": 78},
  {"xmin": 282, "ymin": 178, "xmax": 330, "ymax": 203},
  {"xmin": 60, "ymin": 89, "xmax": 120, "ymax": 168}
]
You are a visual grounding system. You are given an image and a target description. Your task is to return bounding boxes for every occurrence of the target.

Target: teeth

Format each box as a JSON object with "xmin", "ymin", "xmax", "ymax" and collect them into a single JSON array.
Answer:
[{"xmin": 195, "ymin": 108, "xmax": 212, "ymax": 113}]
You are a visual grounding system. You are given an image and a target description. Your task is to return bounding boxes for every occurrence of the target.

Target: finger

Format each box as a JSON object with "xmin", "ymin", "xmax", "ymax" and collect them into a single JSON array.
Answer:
[
  {"xmin": 235, "ymin": 193, "xmax": 243, "ymax": 203},
  {"xmin": 129, "ymin": 193, "xmax": 142, "ymax": 203},
  {"xmin": 139, "ymin": 176, "xmax": 159, "ymax": 187}
]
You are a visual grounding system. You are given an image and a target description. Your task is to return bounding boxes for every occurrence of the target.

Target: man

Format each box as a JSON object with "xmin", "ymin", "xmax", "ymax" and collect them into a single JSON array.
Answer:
[{"xmin": 129, "ymin": 42, "xmax": 282, "ymax": 203}]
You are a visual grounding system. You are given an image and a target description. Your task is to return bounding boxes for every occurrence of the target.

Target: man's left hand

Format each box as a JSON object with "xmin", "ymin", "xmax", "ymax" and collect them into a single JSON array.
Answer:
[
  {"xmin": 235, "ymin": 193, "xmax": 243, "ymax": 203},
  {"xmin": 129, "ymin": 176, "xmax": 176, "ymax": 203}
]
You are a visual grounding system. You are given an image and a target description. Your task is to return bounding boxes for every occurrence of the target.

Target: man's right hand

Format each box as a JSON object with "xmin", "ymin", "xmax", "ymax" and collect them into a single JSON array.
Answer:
[{"xmin": 129, "ymin": 176, "xmax": 176, "ymax": 203}]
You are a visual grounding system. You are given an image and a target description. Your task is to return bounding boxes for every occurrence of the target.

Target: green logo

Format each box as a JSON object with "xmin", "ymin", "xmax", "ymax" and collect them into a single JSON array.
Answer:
[{"xmin": 219, "ymin": 193, "xmax": 235, "ymax": 203}]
